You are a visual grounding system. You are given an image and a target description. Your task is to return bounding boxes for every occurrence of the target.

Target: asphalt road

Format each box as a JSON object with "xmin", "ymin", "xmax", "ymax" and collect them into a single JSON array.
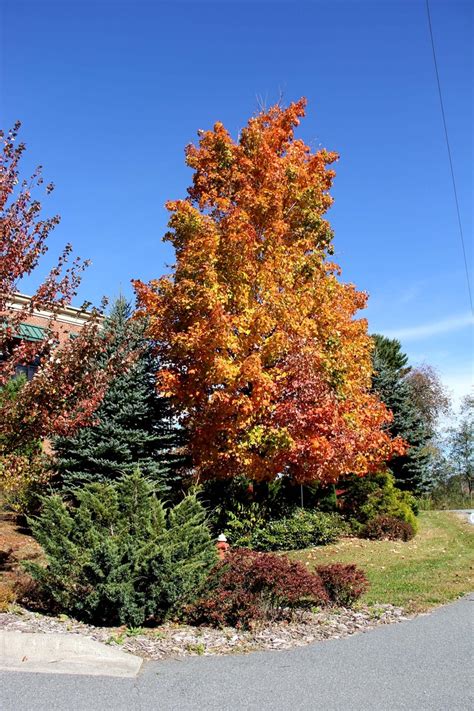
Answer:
[{"xmin": 1, "ymin": 595, "xmax": 473, "ymax": 711}]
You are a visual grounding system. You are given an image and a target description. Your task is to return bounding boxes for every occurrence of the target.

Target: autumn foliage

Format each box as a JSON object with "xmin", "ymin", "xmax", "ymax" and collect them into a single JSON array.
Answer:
[
  {"xmin": 0, "ymin": 123, "xmax": 111, "ymax": 453},
  {"xmin": 183, "ymin": 548, "xmax": 330, "ymax": 628},
  {"xmin": 135, "ymin": 99, "xmax": 404, "ymax": 484}
]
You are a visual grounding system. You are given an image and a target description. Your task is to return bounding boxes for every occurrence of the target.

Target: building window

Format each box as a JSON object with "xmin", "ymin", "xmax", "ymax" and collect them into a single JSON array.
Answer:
[{"xmin": 15, "ymin": 356, "xmax": 40, "ymax": 381}]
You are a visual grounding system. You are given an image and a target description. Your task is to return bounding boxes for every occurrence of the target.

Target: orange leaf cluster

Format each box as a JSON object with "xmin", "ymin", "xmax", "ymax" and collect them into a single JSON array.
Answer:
[{"xmin": 134, "ymin": 100, "xmax": 404, "ymax": 484}]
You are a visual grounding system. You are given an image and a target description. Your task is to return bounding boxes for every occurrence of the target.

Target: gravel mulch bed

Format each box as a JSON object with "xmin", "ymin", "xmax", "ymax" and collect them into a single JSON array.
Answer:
[{"xmin": 0, "ymin": 604, "xmax": 413, "ymax": 660}]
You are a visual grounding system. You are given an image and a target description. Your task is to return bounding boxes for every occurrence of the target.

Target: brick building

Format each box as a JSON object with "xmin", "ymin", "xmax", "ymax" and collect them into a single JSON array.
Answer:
[{"xmin": 4, "ymin": 293, "xmax": 91, "ymax": 380}]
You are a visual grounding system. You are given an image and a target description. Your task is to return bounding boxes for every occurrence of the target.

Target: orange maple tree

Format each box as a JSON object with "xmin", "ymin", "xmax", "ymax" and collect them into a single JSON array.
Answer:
[{"xmin": 134, "ymin": 99, "xmax": 404, "ymax": 484}]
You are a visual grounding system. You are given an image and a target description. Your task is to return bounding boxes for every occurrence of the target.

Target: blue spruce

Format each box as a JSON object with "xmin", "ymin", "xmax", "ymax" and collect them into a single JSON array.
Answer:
[{"xmin": 54, "ymin": 297, "xmax": 186, "ymax": 495}]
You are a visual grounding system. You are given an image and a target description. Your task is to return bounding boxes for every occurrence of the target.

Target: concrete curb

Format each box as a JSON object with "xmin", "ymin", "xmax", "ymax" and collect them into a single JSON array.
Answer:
[{"xmin": 0, "ymin": 631, "xmax": 143, "ymax": 677}]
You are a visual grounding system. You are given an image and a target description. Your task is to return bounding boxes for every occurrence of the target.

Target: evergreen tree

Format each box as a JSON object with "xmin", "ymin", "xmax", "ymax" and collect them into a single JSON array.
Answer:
[
  {"xmin": 372, "ymin": 335, "xmax": 409, "ymax": 373},
  {"xmin": 371, "ymin": 335, "xmax": 432, "ymax": 493},
  {"xmin": 26, "ymin": 470, "xmax": 216, "ymax": 626},
  {"xmin": 53, "ymin": 298, "xmax": 186, "ymax": 495}
]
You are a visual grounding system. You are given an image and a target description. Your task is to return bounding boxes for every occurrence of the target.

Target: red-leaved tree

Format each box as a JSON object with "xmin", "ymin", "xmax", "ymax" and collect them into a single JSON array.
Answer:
[{"xmin": 0, "ymin": 122, "xmax": 112, "ymax": 452}]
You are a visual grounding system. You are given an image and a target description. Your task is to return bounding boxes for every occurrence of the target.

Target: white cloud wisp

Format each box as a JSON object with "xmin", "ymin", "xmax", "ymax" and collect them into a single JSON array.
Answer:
[{"xmin": 383, "ymin": 313, "xmax": 474, "ymax": 342}]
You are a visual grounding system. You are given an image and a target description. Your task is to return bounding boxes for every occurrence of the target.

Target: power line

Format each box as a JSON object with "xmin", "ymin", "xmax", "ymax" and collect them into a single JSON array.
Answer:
[{"xmin": 425, "ymin": 0, "xmax": 473, "ymax": 315}]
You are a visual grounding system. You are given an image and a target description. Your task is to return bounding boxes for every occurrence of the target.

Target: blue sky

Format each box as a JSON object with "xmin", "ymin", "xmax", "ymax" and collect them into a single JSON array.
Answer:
[{"xmin": 1, "ymin": 0, "xmax": 472, "ymax": 403}]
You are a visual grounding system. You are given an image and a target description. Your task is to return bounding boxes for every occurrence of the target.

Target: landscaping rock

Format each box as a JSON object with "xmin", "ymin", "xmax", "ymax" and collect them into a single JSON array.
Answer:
[{"xmin": 0, "ymin": 604, "xmax": 412, "ymax": 661}]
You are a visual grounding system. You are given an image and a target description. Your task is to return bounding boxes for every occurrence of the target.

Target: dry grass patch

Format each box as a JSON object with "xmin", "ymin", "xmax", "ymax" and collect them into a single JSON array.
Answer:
[{"xmin": 0, "ymin": 508, "xmax": 43, "ymax": 609}]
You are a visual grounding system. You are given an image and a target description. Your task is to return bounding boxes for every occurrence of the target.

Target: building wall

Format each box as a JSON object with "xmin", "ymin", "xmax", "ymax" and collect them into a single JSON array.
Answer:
[
  {"xmin": 3, "ymin": 294, "xmax": 96, "ymax": 381},
  {"xmin": 7, "ymin": 293, "xmax": 92, "ymax": 345}
]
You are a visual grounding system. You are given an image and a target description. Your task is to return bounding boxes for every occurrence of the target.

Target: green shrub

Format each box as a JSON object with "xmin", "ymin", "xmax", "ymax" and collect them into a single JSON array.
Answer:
[
  {"xmin": 228, "ymin": 509, "xmax": 349, "ymax": 552},
  {"xmin": 222, "ymin": 502, "xmax": 269, "ymax": 548},
  {"xmin": 339, "ymin": 470, "xmax": 418, "ymax": 533},
  {"xmin": 417, "ymin": 477, "xmax": 472, "ymax": 511},
  {"xmin": 25, "ymin": 470, "xmax": 216, "ymax": 626},
  {"xmin": 360, "ymin": 515, "xmax": 415, "ymax": 542},
  {"xmin": 202, "ymin": 476, "xmax": 296, "ymax": 537}
]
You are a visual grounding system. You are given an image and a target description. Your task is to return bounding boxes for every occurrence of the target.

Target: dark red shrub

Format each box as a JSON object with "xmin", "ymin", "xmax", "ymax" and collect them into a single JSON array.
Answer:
[
  {"xmin": 182, "ymin": 588, "xmax": 262, "ymax": 629},
  {"xmin": 360, "ymin": 515, "xmax": 415, "ymax": 542},
  {"xmin": 183, "ymin": 548, "xmax": 329, "ymax": 628},
  {"xmin": 315, "ymin": 563, "xmax": 369, "ymax": 606},
  {"xmin": 219, "ymin": 549, "xmax": 329, "ymax": 605}
]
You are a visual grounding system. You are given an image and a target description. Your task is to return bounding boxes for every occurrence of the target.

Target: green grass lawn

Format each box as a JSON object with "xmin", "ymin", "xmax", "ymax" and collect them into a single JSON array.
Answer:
[{"xmin": 290, "ymin": 511, "xmax": 474, "ymax": 613}]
